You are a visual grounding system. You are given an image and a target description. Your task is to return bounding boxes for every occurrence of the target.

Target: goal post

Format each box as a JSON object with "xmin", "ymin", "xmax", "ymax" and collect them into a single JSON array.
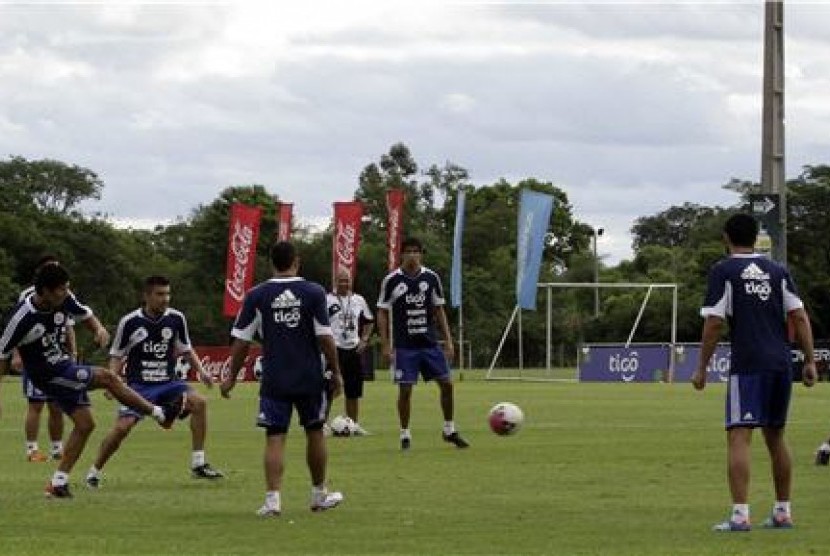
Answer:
[{"xmin": 485, "ymin": 282, "xmax": 679, "ymax": 381}]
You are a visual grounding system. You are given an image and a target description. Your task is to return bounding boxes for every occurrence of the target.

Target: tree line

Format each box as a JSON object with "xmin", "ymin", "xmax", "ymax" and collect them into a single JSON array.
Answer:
[{"xmin": 3, "ymin": 147, "xmax": 830, "ymax": 368}]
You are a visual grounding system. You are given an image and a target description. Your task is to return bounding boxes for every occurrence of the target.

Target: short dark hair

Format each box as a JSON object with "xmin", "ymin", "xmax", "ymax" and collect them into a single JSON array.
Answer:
[
  {"xmin": 724, "ymin": 213, "xmax": 758, "ymax": 248},
  {"xmin": 34, "ymin": 263, "xmax": 69, "ymax": 294},
  {"xmin": 144, "ymin": 275, "xmax": 171, "ymax": 292},
  {"xmin": 270, "ymin": 241, "xmax": 297, "ymax": 272},
  {"xmin": 401, "ymin": 237, "xmax": 423, "ymax": 253}
]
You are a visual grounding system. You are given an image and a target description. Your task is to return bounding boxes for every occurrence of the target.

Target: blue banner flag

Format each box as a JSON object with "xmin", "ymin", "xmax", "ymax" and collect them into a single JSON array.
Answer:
[
  {"xmin": 450, "ymin": 189, "xmax": 466, "ymax": 308},
  {"xmin": 516, "ymin": 189, "xmax": 554, "ymax": 310}
]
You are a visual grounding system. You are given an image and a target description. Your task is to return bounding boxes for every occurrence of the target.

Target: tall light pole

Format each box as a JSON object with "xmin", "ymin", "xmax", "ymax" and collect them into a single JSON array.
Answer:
[{"xmin": 593, "ymin": 227, "xmax": 604, "ymax": 318}]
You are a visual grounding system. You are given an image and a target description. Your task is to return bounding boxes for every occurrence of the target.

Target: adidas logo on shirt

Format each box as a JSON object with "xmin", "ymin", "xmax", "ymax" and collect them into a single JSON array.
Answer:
[
  {"xmin": 740, "ymin": 263, "xmax": 770, "ymax": 281},
  {"xmin": 743, "ymin": 412, "xmax": 754, "ymax": 421},
  {"xmin": 271, "ymin": 289, "xmax": 301, "ymax": 309}
]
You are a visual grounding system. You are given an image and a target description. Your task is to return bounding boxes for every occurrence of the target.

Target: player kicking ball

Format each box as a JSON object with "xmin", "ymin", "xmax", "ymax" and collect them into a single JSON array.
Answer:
[
  {"xmin": 85, "ymin": 276, "xmax": 223, "ymax": 488},
  {"xmin": 0, "ymin": 264, "xmax": 177, "ymax": 498}
]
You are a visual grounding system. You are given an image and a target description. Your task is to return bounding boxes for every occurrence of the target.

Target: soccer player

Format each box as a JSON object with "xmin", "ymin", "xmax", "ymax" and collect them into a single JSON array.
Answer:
[
  {"xmin": 85, "ymin": 276, "xmax": 224, "ymax": 488},
  {"xmin": 18, "ymin": 255, "xmax": 69, "ymax": 462},
  {"xmin": 691, "ymin": 213, "xmax": 816, "ymax": 531},
  {"xmin": 376, "ymin": 237, "xmax": 469, "ymax": 451},
  {"xmin": 326, "ymin": 268, "xmax": 374, "ymax": 435},
  {"xmin": 221, "ymin": 241, "xmax": 344, "ymax": 516},
  {"xmin": 0, "ymin": 264, "xmax": 176, "ymax": 498}
]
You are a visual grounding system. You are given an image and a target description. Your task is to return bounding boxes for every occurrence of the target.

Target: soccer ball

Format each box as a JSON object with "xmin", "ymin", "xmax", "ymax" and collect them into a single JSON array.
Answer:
[
  {"xmin": 330, "ymin": 415, "xmax": 354, "ymax": 437},
  {"xmin": 488, "ymin": 402, "xmax": 524, "ymax": 436}
]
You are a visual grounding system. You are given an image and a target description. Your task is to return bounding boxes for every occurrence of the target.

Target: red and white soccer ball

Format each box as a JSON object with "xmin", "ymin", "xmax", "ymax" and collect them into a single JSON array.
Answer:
[{"xmin": 488, "ymin": 402, "xmax": 524, "ymax": 436}]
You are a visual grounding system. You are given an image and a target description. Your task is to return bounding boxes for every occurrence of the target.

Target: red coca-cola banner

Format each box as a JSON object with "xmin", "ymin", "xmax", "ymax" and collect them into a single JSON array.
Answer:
[
  {"xmin": 332, "ymin": 201, "xmax": 363, "ymax": 285},
  {"xmin": 385, "ymin": 189, "xmax": 405, "ymax": 271},
  {"xmin": 180, "ymin": 346, "xmax": 262, "ymax": 382},
  {"xmin": 276, "ymin": 202, "xmax": 293, "ymax": 242},
  {"xmin": 223, "ymin": 203, "xmax": 262, "ymax": 318}
]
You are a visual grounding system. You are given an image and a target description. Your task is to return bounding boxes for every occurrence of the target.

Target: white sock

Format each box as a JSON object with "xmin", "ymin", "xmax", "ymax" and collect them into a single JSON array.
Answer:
[
  {"xmin": 51, "ymin": 470, "xmax": 69, "ymax": 487},
  {"xmin": 151, "ymin": 406, "xmax": 165, "ymax": 422},
  {"xmin": 400, "ymin": 428, "xmax": 411, "ymax": 440},
  {"xmin": 443, "ymin": 421, "xmax": 456, "ymax": 435},
  {"xmin": 265, "ymin": 491, "xmax": 280, "ymax": 509},
  {"xmin": 311, "ymin": 484, "xmax": 327, "ymax": 498},
  {"xmin": 192, "ymin": 450, "xmax": 206, "ymax": 469},
  {"xmin": 26, "ymin": 441, "xmax": 38, "ymax": 454},
  {"xmin": 774, "ymin": 501, "xmax": 791, "ymax": 515},
  {"xmin": 51, "ymin": 441, "xmax": 63, "ymax": 455},
  {"xmin": 87, "ymin": 466, "xmax": 101, "ymax": 479},
  {"xmin": 732, "ymin": 504, "xmax": 750, "ymax": 521}
]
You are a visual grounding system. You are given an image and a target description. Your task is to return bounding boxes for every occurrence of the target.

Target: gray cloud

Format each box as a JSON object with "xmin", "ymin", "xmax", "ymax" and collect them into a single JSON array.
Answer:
[{"xmin": 1, "ymin": 2, "xmax": 829, "ymax": 263}]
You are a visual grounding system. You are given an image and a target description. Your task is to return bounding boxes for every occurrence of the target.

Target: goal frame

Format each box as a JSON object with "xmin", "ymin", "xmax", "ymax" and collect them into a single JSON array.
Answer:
[{"xmin": 485, "ymin": 282, "xmax": 679, "ymax": 381}]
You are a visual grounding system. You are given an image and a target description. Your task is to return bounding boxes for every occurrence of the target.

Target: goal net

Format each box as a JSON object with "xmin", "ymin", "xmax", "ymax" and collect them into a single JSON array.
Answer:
[{"xmin": 485, "ymin": 282, "xmax": 678, "ymax": 382}]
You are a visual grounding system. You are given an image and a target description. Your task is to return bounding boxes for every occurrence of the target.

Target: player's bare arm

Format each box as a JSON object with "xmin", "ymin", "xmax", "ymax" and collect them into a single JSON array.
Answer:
[
  {"xmin": 357, "ymin": 320, "xmax": 374, "ymax": 354},
  {"xmin": 377, "ymin": 308, "xmax": 391, "ymax": 364},
  {"xmin": 186, "ymin": 349, "xmax": 212, "ymax": 387},
  {"xmin": 84, "ymin": 316, "xmax": 110, "ymax": 348},
  {"xmin": 221, "ymin": 339, "xmax": 250, "ymax": 398},
  {"xmin": 434, "ymin": 306, "xmax": 455, "ymax": 362},
  {"xmin": 692, "ymin": 316, "xmax": 723, "ymax": 390},
  {"xmin": 790, "ymin": 307, "xmax": 817, "ymax": 387},
  {"xmin": 319, "ymin": 334, "xmax": 342, "ymax": 399}
]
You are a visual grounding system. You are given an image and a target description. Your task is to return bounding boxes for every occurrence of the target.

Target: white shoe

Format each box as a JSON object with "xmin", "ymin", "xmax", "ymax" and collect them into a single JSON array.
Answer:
[
  {"xmin": 352, "ymin": 424, "xmax": 370, "ymax": 436},
  {"xmin": 310, "ymin": 490, "xmax": 343, "ymax": 512},
  {"xmin": 256, "ymin": 504, "xmax": 281, "ymax": 517}
]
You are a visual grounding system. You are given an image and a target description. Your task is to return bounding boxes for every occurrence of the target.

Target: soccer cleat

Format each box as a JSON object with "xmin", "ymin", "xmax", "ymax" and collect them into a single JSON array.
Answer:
[
  {"xmin": 45, "ymin": 483, "xmax": 73, "ymax": 498},
  {"xmin": 762, "ymin": 512, "xmax": 793, "ymax": 529},
  {"xmin": 351, "ymin": 424, "xmax": 370, "ymax": 436},
  {"xmin": 310, "ymin": 490, "xmax": 343, "ymax": 512},
  {"xmin": 27, "ymin": 451, "xmax": 48, "ymax": 462},
  {"xmin": 192, "ymin": 463, "xmax": 224, "ymax": 479},
  {"xmin": 442, "ymin": 431, "xmax": 470, "ymax": 449},
  {"xmin": 400, "ymin": 437, "xmax": 411, "ymax": 451},
  {"xmin": 85, "ymin": 475, "xmax": 101, "ymax": 489},
  {"xmin": 712, "ymin": 518, "xmax": 750, "ymax": 532},
  {"xmin": 256, "ymin": 504, "xmax": 281, "ymax": 517},
  {"xmin": 815, "ymin": 448, "xmax": 830, "ymax": 466}
]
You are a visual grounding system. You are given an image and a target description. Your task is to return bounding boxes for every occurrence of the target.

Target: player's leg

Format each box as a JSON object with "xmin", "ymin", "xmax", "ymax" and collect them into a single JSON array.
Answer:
[
  {"xmin": 45, "ymin": 405, "xmax": 96, "ymax": 498},
  {"xmin": 342, "ymin": 349, "xmax": 367, "ymax": 434},
  {"xmin": 255, "ymin": 396, "xmax": 292, "ymax": 516},
  {"xmin": 88, "ymin": 368, "xmax": 168, "ymax": 426},
  {"xmin": 423, "ymin": 346, "xmax": 469, "ymax": 448},
  {"xmin": 24, "ymin": 400, "xmax": 47, "ymax": 461},
  {"xmin": 760, "ymin": 371, "xmax": 794, "ymax": 528},
  {"xmin": 22, "ymin": 373, "xmax": 48, "ymax": 461},
  {"xmin": 86, "ymin": 415, "xmax": 138, "ymax": 488},
  {"xmin": 186, "ymin": 388, "xmax": 224, "ymax": 479},
  {"xmin": 299, "ymin": 391, "xmax": 342, "ymax": 511},
  {"xmin": 46, "ymin": 401, "xmax": 64, "ymax": 460},
  {"xmin": 394, "ymin": 348, "xmax": 418, "ymax": 449}
]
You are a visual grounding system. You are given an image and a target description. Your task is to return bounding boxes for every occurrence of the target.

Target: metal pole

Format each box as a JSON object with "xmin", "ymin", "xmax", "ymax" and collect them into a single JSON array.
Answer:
[
  {"xmin": 457, "ymin": 303, "xmax": 464, "ymax": 371},
  {"xmin": 593, "ymin": 228, "xmax": 603, "ymax": 317},
  {"xmin": 546, "ymin": 285, "xmax": 552, "ymax": 372},
  {"xmin": 761, "ymin": 0, "xmax": 786, "ymax": 262}
]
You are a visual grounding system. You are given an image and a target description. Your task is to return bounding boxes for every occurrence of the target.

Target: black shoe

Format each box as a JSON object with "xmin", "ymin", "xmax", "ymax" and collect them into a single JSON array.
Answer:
[
  {"xmin": 45, "ymin": 483, "xmax": 73, "ymax": 498},
  {"xmin": 192, "ymin": 463, "xmax": 224, "ymax": 479},
  {"xmin": 85, "ymin": 475, "xmax": 101, "ymax": 489},
  {"xmin": 816, "ymin": 449, "xmax": 830, "ymax": 466},
  {"xmin": 401, "ymin": 437, "xmax": 411, "ymax": 451},
  {"xmin": 442, "ymin": 431, "xmax": 470, "ymax": 449}
]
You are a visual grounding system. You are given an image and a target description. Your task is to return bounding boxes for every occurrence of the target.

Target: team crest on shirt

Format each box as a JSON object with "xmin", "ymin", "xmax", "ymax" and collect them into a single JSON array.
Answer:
[
  {"xmin": 76, "ymin": 368, "xmax": 89, "ymax": 382},
  {"xmin": 54, "ymin": 313, "xmax": 65, "ymax": 325},
  {"xmin": 419, "ymin": 281, "xmax": 428, "ymax": 292},
  {"xmin": 161, "ymin": 327, "xmax": 173, "ymax": 340}
]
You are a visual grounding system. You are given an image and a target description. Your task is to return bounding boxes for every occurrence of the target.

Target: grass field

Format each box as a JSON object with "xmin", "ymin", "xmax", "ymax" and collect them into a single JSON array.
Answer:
[{"xmin": 2, "ymin": 372, "xmax": 830, "ymax": 555}]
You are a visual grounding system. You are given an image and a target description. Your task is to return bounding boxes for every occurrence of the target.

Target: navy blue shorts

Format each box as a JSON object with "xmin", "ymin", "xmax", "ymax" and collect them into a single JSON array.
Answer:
[
  {"xmin": 257, "ymin": 390, "xmax": 328, "ymax": 435},
  {"xmin": 393, "ymin": 346, "xmax": 450, "ymax": 385},
  {"xmin": 118, "ymin": 380, "xmax": 190, "ymax": 420},
  {"xmin": 29, "ymin": 361, "xmax": 94, "ymax": 415},
  {"xmin": 21, "ymin": 369, "xmax": 52, "ymax": 403},
  {"xmin": 725, "ymin": 371, "xmax": 792, "ymax": 429}
]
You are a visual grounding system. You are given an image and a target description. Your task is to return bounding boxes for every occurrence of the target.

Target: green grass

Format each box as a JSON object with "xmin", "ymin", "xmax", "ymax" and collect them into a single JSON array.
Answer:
[{"xmin": 2, "ymin": 373, "xmax": 830, "ymax": 555}]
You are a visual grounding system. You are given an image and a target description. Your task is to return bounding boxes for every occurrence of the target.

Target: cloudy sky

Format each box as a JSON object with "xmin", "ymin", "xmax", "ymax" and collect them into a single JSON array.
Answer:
[{"xmin": 2, "ymin": 1, "xmax": 830, "ymax": 263}]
